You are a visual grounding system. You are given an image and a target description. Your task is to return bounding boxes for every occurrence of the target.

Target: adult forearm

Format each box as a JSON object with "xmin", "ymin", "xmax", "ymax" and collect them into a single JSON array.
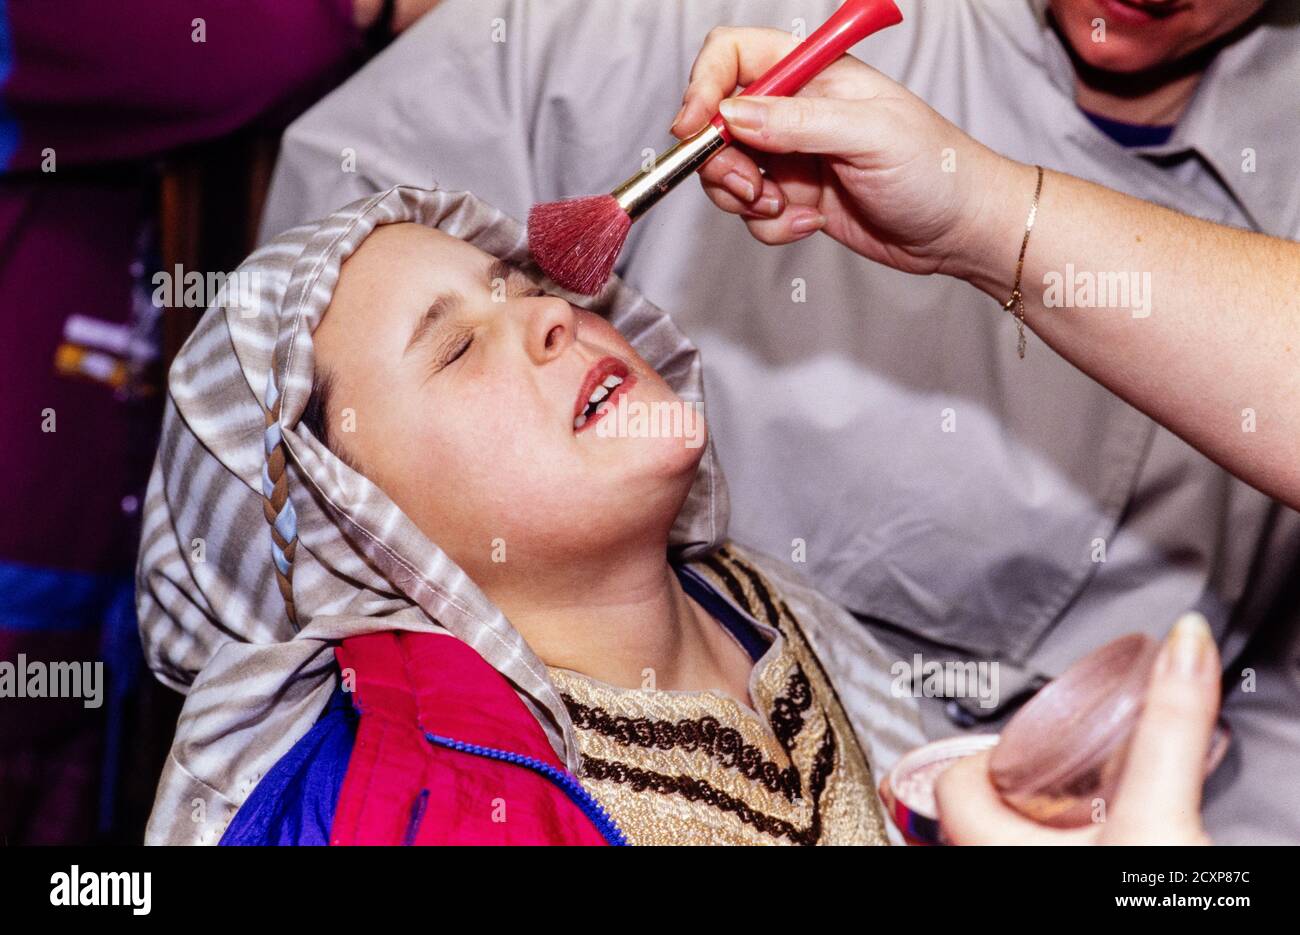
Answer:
[{"xmin": 958, "ymin": 159, "xmax": 1300, "ymax": 510}]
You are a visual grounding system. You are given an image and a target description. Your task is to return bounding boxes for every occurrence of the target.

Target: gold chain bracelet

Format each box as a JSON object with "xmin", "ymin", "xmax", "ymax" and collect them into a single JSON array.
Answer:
[{"xmin": 1002, "ymin": 165, "xmax": 1045, "ymax": 359}]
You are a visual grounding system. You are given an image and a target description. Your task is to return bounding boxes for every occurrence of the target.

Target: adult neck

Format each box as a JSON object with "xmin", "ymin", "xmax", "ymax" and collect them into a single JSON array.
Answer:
[
  {"xmin": 1052, "ymin": 15, "xmax": 1240, "ymax": 126},
  {"xmin": 1073, "ymin": 67, "xmax": 1202, "ymax": 125},
  {"xmin": 489, "ymin": 538, "xmax": 752, "ymax": 700}
]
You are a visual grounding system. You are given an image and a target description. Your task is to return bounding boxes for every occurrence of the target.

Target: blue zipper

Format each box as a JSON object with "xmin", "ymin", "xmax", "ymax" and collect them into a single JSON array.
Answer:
[{"xmin": 424, "ymin": 732, "xmax": 629, "ymax": 846}]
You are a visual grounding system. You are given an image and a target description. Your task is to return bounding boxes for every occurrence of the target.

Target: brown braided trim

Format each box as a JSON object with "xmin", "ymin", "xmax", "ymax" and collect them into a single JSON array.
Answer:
[
  {"xmin": 261, "ymin": 390, "xmax": 298, "ymax": 628},
  {"xmin": 691, "ymin": 550, "xmax": 816, "ymax": 752},
  {"xmin": 713, "ymin": 546, "xmax": 877, "ymax": 790},
  {"xmin": 714, "ymin": 547, "xmax": 783, "ymax": 626},
  {"xmin": 561, "ymin": 689, "xmax": 807, "ymax": 801},
  {"xmin": 580, "ymin": 727, "xmax": 837, "ymax": 845}
]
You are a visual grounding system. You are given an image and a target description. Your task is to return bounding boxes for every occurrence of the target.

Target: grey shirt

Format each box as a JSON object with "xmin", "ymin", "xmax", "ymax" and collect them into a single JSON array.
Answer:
[{"xmin": 260, "ymin": 0, "xmax": 1300, "ymax": 842}]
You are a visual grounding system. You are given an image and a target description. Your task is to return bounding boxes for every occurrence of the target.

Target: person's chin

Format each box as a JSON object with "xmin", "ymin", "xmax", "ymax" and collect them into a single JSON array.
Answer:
[
  {"xmin": 1055, "ymin": 11, "xmax": 1179, "ymax": 74},
  {"xmin": 1076, "ymin": 40, "xmax": 1174, "ymax": 74},
  {"xmin": 602, "ymin": 432, "xmax": 706, "ymax": 486}
]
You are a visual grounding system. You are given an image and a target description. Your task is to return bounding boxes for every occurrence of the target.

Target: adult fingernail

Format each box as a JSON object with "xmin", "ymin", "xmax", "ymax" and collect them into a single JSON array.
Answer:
[
  {"xmin": 723, "ymin": 171, "xmax": 756, "ymax": 203},
  {"xmin": 670, "ymin": 103, "xmax": 688, "ymax": 132},
  {"xmin": 758, "ymin": 195, "xmax": 781, "ymax": 216},
  {"xmin": 791, "ymin": 213, "xmax": 827, "ymax": 234},
  {"xmin": 719, "ymin": 98, "xmax": 764, "ymax": 129},
  {"xmin": 1168, "ymin": 612, "xmax": 1211, "ymax": 678}
]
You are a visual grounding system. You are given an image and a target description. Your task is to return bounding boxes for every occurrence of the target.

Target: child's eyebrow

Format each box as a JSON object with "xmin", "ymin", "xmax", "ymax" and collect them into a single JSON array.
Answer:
[
  {"xmin": 404, "ymin": 260, "xmax": 539, "ymax": 355},
  {"xmin": 405, "ymin": 290, "xmax": 464, "ymax": 355}
]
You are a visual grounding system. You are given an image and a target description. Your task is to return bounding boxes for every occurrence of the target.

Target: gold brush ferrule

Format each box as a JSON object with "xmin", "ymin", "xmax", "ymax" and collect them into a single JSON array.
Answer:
[{"xmin": 611, "ymin": 122, "xmax": 728, "ymax": 221}]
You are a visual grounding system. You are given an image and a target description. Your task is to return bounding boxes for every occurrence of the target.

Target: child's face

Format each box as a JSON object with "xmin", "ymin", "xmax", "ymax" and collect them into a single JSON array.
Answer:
[{"xmin": 312, "ymin": 223, "xmax": 706, "ymax": 585}]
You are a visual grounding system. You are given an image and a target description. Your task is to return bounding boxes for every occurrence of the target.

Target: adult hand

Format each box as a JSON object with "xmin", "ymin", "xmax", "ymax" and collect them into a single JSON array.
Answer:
[
  {"xmin": 935, "ymin": 613, "xmax": 1220, "ymax": 845},
  {"xmin": 673, "ymin": 26, "xmax": 1031, "ymax": 280}
]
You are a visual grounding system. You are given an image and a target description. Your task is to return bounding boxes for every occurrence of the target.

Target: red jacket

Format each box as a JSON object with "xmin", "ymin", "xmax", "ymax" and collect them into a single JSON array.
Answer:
[{"xmin": 330, "ymin": 631, "xmax": 624, "ymax": 846}]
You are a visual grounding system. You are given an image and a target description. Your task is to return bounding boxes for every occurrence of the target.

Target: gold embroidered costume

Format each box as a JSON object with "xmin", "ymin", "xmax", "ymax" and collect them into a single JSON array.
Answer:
[{"xmin": 549, "ymin": 546, "xmax": 888, "ymax": 845}]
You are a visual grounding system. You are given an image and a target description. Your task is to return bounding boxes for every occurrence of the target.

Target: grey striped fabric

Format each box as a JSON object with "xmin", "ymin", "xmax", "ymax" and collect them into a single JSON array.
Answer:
[{"xmin": 135, "ymin": 186, "xmax": 730, "ymax": 844}]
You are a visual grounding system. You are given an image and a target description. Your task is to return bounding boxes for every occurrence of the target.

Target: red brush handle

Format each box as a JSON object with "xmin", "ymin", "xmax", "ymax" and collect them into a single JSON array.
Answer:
[{"xmin": 708, "ymin": 0, "xmax": 903, "ymax": 144}]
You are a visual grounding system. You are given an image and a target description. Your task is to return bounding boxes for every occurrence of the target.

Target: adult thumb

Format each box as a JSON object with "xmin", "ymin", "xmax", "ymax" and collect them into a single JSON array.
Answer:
[
  {"xmin": 1104, "ymin": 612, "xmax": 1220, "ymax": 844},
  {"xmin": 718, "ymin": 95, "xmax": 880, "ymax": 156}
]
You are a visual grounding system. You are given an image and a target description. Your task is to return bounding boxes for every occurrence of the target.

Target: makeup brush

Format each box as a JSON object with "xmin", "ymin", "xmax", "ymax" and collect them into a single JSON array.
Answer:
[{"xmin": 527, "ymin": 0, "xmax": 904, "ymax": 295}]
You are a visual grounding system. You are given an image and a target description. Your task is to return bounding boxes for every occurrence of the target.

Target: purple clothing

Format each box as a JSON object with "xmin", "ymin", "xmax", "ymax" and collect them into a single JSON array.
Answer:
[
  {"xmin": 2, "ymin": 1, "xmax": 361, "ymax": 170},
  {"xmin": 1, "ymin": 0, "xmax": 362, "ymax": 576},
  {"xmin": 0, "ymin": 0, "xmax": 364, "ymax": 843}
]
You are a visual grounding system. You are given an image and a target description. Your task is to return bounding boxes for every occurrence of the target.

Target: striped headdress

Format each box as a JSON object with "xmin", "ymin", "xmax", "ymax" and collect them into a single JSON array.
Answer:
[{"xmin": 135, "ymin": 186, "xmax": 730, "ymax": 844}]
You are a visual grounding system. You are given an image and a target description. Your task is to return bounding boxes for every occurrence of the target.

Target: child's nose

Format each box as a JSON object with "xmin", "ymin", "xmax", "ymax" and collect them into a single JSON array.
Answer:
[{"xmin": 524, "ymin": 295, "xmax": 577, "ymax": 364}]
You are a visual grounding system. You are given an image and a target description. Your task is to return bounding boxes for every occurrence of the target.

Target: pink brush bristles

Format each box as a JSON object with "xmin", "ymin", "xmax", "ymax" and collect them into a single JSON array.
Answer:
[{"xmin": 527, "ymin": 194, "xmax": 631, "ymax": 296}]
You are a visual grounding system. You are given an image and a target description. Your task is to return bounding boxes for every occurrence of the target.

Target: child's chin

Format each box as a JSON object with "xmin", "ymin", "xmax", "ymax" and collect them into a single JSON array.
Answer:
[{"xmin": 609, "ymin": 431, "xmax": 706, "ymax": 480}]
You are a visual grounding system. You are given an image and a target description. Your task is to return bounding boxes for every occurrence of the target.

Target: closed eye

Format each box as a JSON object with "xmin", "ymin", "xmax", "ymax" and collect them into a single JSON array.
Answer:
[
  {"xmin": 425, "ymin": 329, "xmax": 473, "ymax": 381},
  {"xmin": 423, "ymin": 286, "xmax": 546, "ymax": 380},
  {"xmin": 444, "ymin": 335, "xmax": 472, "ymax": 366}
]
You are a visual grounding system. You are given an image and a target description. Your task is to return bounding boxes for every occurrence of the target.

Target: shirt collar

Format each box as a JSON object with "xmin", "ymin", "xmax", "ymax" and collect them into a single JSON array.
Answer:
[{"xmin": 1026, "ymin": 0, "xmax": 1300, "ymax": 234}]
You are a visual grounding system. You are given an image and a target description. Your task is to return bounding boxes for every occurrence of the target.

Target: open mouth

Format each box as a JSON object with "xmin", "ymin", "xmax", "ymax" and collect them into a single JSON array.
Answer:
[{"xmin": 573, "ymin": 356, "xmax": 635, "ymax": 433}]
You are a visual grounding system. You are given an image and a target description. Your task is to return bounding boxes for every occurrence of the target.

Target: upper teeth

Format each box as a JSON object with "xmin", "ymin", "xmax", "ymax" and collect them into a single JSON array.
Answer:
[
  {"xmin": 575, "ymin": 373, "xmax": 625, "ymax": 429},
  {"xmin": 593, "ymin": 374, "xmax": 624, "ymax": 403}
]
